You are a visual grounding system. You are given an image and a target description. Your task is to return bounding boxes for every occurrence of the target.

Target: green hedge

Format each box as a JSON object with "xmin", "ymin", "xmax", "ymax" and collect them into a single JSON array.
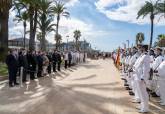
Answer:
[
  {"xmin": 0, "ymin": 47, "xmax": 8, "ymax": 62},
  {"xmin": 0, "ymin": 63, "xmax": 8, "ymax": 76}
]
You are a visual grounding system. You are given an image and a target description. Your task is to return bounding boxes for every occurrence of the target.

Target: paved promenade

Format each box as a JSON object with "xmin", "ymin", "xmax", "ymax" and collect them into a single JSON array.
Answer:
[{"xmin": 0, "ymin": 59, "xmax": 165, "ymax": 114}]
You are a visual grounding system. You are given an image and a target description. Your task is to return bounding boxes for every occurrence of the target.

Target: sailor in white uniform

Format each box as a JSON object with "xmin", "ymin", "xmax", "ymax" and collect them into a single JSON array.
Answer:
[
  {"xmin": 125, "ymin": 51, "xmax": 132, "ymax": 87},
  {"xmin": 71, "ymin": 51, "xmax": 76, "ymax": 64},
  {"xmin": 132, "ymin": 46, "xmax": 143, "ymax": 103},
  {"xmin": 151, "ymin": 47, "xmax": 164, "ymax": 96},
  {"xmin": 134, "ymin": 45, "xmax": 150, "ymax": 113},
  {"xmin": 80, "ymin": 52, "xmax": 84, "ymax": 63},
  {"xmin": 157, "ymin": 60, "xmax": 165, "ymax": 105},
  {"xmin": 128, "ymin": 47, "xmax": 140, "ymax": 96},
  {"xmin": 144, "ymin": 49, "xmax": 155, "ymax": 96}
]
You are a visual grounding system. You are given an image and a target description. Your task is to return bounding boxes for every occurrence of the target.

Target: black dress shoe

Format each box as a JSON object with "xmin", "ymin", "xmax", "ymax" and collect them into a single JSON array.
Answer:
[
  {"xmin": 127, "ymin": 88, "xmax": 132, "ymax": 90},
  {"xmin": 151, "ymin": 92, "xmax": 159, "ymax": 97},
  {"xmin": 146, "ymin": 88, "xmax": 151, "ymax": 92},
  {"xmin": 121, "ymin": 78, "xmax": 126, "ymax": 80},
  {"xmin": 23, "ymin": 80, "xmax": 28, "ymax": 82},
  {"xmin": 14, "ymin": 83, "xmax": 19, "ymax": 85},
  {"xmin": 126, "ymin": 87, "xmax": 130, "ymax": 90},
  {"xmin": 129, "ymin": 91, "xmax": 135, "ymax": 96},
  {"xmin": 124, "ymin": 84, "xmax": 129, "ymax": 86},
  {"xmin": 9, "ymin": 84, "xmax": 14, "ymax": 87}
]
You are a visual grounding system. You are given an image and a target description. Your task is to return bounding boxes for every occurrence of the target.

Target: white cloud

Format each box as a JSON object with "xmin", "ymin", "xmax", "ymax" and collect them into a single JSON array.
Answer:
[
  {"xmin": 95, "ymin": 0, "xmax": 165, "ymax": 25},
  {"xmin": 65, "ymin": 0, "xmax": 79, "ymax": 7},
  {"xmin": 53, "ymin": 0, "xmax": 79, "ymax": 7},
  {"xmin": 47, "ymin": 17, "xmax": 95, "ymax": 43},
  {"xmin": 95, "ymin": 0, "xmax": 127, "ymax": 10},
  {"xmin": 9, "ymin": 10, "xmax": 95, "ymax": 43},
  {"xmin": 9, "ymin": 9, "xmax": 117, "ymax": 46}
]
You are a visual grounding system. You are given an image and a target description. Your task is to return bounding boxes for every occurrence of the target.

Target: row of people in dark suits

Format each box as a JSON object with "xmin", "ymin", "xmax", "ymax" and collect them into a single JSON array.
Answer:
[{"xmin": 6, "ymin": 49, "xmax": 73, "ymax": 87}]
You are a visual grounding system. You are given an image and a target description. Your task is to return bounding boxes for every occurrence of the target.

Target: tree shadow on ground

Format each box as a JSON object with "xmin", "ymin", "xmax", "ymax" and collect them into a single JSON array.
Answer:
[
  {"xmin": 0, "ymin": 59, "xmax": 164, "ymax": 114},
  {"xmin": 67, "ymin": 68, "xmax": 74, "ymax": 72},
  {"xmin": 0, "ymin": 76, "xmax": 164, "ymax": 114},
  {"xmin": 72, "ymin": 74, "xmax": 97, "ymax": 81},
  {"xmin": 78, "ymin": 64, "xmax": 102, "ymax": 69},
  {"xmin": 0, "ymin": 76, "xmax": 135, "ymax": 114}
]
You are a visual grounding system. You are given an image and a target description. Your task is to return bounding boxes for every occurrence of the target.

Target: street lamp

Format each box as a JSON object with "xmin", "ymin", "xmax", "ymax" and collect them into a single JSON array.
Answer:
[
  {"xmin": 66, "ymin": 35, "xmax": 69, "ymax": 50},
  {"xmin": 126, "ymin": 40, "xmax": 130, "ymax": 49},
  {"xmin": 83, "ymin": 38, "xmax": 86, "ymax": 62}
]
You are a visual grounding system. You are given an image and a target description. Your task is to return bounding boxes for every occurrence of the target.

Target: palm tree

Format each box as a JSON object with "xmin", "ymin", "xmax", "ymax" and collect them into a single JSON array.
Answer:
[
  {"xmin": 157, "ymin": 34, "xmax": 165, "ymax": 47},
  {"xmin": 73, "ymin": 30, "xmax": 81, "ymax": 51},
  {"xmin": 14, "ymin": 0, "xmax": 41, "ymax": 51},
  {"xmin": 55, "ymin": 34, "xmax": 62, "ymax": 50},
  {"xmin": 52, "ymin": 1, "xmax": 69, "ymax": 49},
  {"xmin": 137, "ymin": 0, "xmax": 159, "ymax": 49},
  {"xmin": 157, "ymin": 0, "xmax": 165, "ymax": 19},
  {"xmin": 37, "ymin": 0, "xmax": 55, "ymax": 51},
  {"xmin": 14, "ymin": 11, "xmax": 29, "ymax": 48},
  {"xmin": 136, "ymin": 32, "xmax": 145, "ymax": 45},
  {"xmin": 38, "ymin": 17, "xmax": 55, "ymax": 51},
  {"xmin": 0, "ymin": 0, "xmax": 12, "ymax": 61},
  {"xmin": 37, "ymin": 32, "xmax": 42, "ymax": 49}
]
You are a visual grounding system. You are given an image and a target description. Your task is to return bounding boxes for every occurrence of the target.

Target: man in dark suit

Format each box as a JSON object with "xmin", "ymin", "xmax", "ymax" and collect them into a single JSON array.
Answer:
[
  {"xmin": 6, "ymin": 49, "xmax": 19, "ymax": 87},
  {"xmin": 27, "ymin": 51, "xmax": 37, "ymax": 80},
  {"xmin": 68, "ymin": 51, "xmax": 72, "ymax": 67},
  {"xmin": 47, "ymin": 52, "xmax": 52, "ymax": 75},
  {"xmin": 52, "ymin": 50, "xmax": 58, "ymax": 72},
  {"xmin": 57, "ymin": 51, "xmax": 62, "ymax": 71},
  {"xmin": 37, "ymin": 51, "xmax": 43, "ymax": 77}
]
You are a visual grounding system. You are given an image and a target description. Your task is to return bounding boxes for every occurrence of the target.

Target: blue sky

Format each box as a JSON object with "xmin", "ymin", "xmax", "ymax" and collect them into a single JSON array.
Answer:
[{"xmin": 9, "ymin": 0, "xmax": 165, "ymax": 51}]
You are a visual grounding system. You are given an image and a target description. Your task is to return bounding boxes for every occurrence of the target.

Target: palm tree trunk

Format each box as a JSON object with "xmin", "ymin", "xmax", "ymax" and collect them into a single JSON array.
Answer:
[
  {"xmin": 41, "ymin": 31, "xmax": 46, "ymax": 51},
  {"xmin": 0, "ymin": 10, "xmax": 9, "ymax": 62},
  {"xmin": 29, "ymin": 8, "xmax": 38, "ymax": 51},
  {"xmin": 150, "ymin": 16, "xmax": 154, "ymax": 49},
  {"xmin": 23, "ymin": 21, "xmax": 26, "ymax": 49},
  {"xmin": 29, "ymin": 7, "xmax": 35, "ymax": 51},
  {"xmin": 56, "ymin": 15, "xmax": 60, "ymax": 35},
  {"xmin": 76, "ymin": 40, "xmax": 79, "ymax": 51},
  {"xmin": 32, "ymin": 9, "xmax": 38, "ymax": 50},
  {"xmin": 55, "ymin": 15, "xmax": 60, "ymax": 50},
  {"xmin": 55, "ymin": 39, "xmax": 58, "ymax": 49}
]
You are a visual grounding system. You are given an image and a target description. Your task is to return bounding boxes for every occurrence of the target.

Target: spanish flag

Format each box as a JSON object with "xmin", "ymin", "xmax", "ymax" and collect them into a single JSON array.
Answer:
[{"xmin": 116, "ymin": 47, "xmax": 120, "ymax": 69}]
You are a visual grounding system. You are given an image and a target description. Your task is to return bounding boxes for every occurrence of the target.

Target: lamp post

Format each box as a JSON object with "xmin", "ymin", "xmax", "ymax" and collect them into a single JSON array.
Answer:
[
  {"xmin": 126, "ymin": 40, "xmax": 130, "ymax": 49},
  {"xmin": 83, "ymin": 38, "xmax": 86, "ymax": 62},
  {"xmin": 23, "ymin": 21, "xmax": 27, "ymax": 49},
  {"xmin": 66, "ymin": 35, "xmax": 69, "ymax": 50}
]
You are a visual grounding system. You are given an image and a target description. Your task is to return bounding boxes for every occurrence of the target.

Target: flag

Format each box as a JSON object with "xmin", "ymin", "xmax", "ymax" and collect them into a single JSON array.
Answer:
[{"xmin": 116, "ymin": 47, "xmax": 120, "ymax": 69}]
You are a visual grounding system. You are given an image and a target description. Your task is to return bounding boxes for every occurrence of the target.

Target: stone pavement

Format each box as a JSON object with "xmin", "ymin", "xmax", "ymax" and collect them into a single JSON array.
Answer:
[{"xmin": 0, "ymin": 59, "xmax": 165, "ymax": 114}]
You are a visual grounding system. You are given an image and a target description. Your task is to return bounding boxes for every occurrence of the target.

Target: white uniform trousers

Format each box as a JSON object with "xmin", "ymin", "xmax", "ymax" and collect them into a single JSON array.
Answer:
[
  {"xmin": 133, "ymin": 74, "xmax": 140, "ymax": 101},
  {"xmin": 158, "ymin": 77, "xmax": 165, "ymax": 103},
  {"xmin": 136, "ymin": 80, "xmax": 149, "ymax": 111}
]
